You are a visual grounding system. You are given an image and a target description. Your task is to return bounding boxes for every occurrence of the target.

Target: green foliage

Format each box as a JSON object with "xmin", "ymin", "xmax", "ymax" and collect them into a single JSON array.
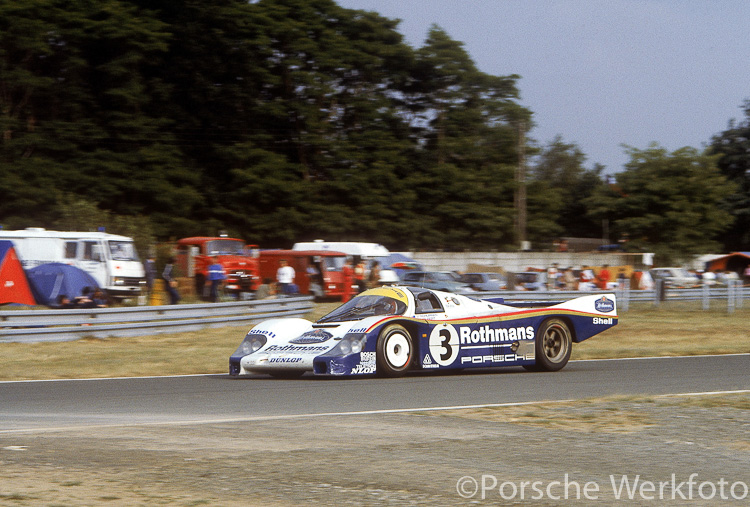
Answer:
[
  {"xmin": 0, "ymin": 0, "xmax": 734, "ymax": 257},
  {"xmin": 529, "ymin": 136, "xmax": 606, "ymax": 244},
  {"xmin": 708, "ymin": 100, "xmax": 750, "ymax": 251},
  {"xmin": 586, "ymin": 144, "xmax": 735, "ymax": 263}
]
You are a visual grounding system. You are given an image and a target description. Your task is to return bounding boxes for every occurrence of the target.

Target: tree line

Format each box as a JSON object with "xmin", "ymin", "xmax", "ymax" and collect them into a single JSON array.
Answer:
[{"xmin": 1, "ymin": 0, "xmax": 747, "ymax": 262}]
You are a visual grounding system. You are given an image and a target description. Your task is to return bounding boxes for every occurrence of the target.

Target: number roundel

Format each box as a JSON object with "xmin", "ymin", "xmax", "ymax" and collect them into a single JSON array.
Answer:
[{"xmin": 428, "ymin": 324, "xmax": 460, "ymax": 366}]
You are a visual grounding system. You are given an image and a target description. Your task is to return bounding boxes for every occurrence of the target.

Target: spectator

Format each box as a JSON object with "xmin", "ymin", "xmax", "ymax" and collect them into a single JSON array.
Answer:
[
  {"xmin": 276, "ymin": 259, "xmax": 295, "ymax": 296},
  {"xmin": 596, "ymin": 264, "xmax": 611, "ymax": 290},
  {"xmin": 744, "ymin": 265, "xmax": 750, "ymax": 286},
  {"xmin": 563, "ymin": 267, "xmax": 577, "ymax": 290},
  {"xmin": 207, "ymin": 261, "xmax": 226, "ymax": 302},
  {"xmin": 55, "ymin": 294, "xmax": 76, "ymax": 309},
  {"xmin": 354, "ymin": 258, "xmax": 367, "ymax": 293},
  {"xmin": 547, "ymin": 263, "xmax": 559, "ymax": 290},
  {"xmin": 74, "ymin": 286, "xmax": 95, "ymax": 308},
  {"xmin": 163, "ymin": 257, "xmax": 180, "ymax": 305},
  {"xmin": 91, "ymin": 288, "xmax": 108, "ymax": 308},
  {"xmin": 579, "ymin": 265, "xmax": 595, "ymax": 291},
  {"xmin": 341, "ymin": 257, "xmax": 354, "ymax": 302},
  {"xmin": 368, "ymin": 261, "xmax": 382, "ymax": 289}
]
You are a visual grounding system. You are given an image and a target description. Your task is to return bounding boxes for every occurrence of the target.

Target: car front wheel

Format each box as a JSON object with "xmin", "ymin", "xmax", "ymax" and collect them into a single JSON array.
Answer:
[{"xmin": 376, "ymin": 324, "xmax": 413, "ymax": 377}]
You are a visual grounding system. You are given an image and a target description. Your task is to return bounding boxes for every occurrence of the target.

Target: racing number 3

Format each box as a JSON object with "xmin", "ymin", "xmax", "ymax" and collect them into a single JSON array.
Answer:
[{"xmin": 429, "ymin": 325, "xmax": 459, "ymax": 366}]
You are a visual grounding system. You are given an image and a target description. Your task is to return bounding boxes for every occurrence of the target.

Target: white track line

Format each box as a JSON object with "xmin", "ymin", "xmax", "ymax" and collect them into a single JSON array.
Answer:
[{"xmin": 1, "ymin": 389, "xmax": 749, "ymax": 435}]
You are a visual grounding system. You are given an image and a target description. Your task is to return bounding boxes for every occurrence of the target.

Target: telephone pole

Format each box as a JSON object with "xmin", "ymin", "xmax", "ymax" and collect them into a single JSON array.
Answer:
[{"xmin": 514, "ymin": 120, "xmax": 528, "ymax": 250}]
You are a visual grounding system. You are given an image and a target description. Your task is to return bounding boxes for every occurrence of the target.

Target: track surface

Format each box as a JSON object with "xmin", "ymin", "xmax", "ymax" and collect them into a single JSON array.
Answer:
[{"xmin": 1, "ymin": 354, "xmax": 748, "ymax": 432}]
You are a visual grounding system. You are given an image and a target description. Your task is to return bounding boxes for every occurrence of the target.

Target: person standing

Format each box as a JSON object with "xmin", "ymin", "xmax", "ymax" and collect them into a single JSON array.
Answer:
[
  {"xmin": 596, "ymin": 264, "xmax": 611, "ymax": 290},
  {"xmin": 354, "ymin": 258, "xmax": 367, "ymax": 293},
  {"xmin": 341, "ymin": 258, "xmax": 354, "ymax": 303},
  {"xmin": 162, "ymin": 257, "xmax": 181, "ymax": 305},
  {"xmin": 276, "ymin": 259, "xmax": 295, "ymax": 296},
  {"xmin": 207, "ymin": 261, "xmax": 226, "ymax": 302},
  {"xmin": 367, "ymin": 261, "xmax": 382, "ymax": 289}
]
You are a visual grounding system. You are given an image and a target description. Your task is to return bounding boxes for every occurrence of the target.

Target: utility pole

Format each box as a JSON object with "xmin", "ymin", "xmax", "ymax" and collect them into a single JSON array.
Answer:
[{"xmin": 514, "ymin": 120, "xmax": 527, "ymax": 250}]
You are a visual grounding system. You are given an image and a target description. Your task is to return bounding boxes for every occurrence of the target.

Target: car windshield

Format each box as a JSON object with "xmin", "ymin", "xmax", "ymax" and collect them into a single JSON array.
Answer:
[
  {"xmin": 206, "ymin": 239, "xmax": 245, "ymax": 255},
  {"xmin": 321, "ymin": 256, "xmax": 346, "ymax": 272},
  {"xmin": 108, "ymin": 241, "xmax": 139, "ymax": 261},
  {"xmin": 317, "ymin": 294, "xmax": 407, "ymax": 323}
]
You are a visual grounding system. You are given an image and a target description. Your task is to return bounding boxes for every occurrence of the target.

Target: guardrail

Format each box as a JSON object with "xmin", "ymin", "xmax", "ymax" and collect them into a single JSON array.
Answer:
[
  {"xmin": 0, "ymin": 296, "xmax": 314, "ymax": 343},
  {"xmin": 478, "ymin": 281, "xmax": 748, "ymax": 313}
]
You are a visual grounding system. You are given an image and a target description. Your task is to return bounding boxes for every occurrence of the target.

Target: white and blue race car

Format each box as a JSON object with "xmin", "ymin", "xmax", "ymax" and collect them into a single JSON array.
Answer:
[{"xmin": 229, "ymin": 286, "xmax": 618, "ymax": 378}]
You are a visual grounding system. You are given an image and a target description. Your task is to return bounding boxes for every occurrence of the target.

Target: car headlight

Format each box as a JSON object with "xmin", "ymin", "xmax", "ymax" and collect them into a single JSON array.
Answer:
[
  {"xmin": 233, "ymin": 332, "xmax": 267, "ymax": 356},
  {"xmin": 332, "ymin": 333, "xmax": 367, "ymax": 356}
]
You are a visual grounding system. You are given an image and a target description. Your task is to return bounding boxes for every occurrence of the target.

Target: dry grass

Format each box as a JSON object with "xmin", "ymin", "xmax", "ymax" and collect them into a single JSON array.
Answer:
[
  {"xmin": 0, "ymin": 303, "xmax": 748, "ymax": 381},
  {"xmin": 424, "ymin": 392, "xmax": 750, "ymax": 433}
]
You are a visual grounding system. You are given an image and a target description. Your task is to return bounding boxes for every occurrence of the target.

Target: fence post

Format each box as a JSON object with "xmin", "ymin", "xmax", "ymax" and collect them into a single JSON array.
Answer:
[
  {"xmin": 727, "ymin": 279, "xmax": 736, "ymax": 314},
  {"xmin": 702, "ymin": 281, "xmax": 710, "ymax": 311}
]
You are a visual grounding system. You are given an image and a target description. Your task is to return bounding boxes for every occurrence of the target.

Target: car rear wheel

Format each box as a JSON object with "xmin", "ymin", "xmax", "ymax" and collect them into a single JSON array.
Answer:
[
  {"xmin": 376, "ymin": 324, "xmax": 413, "ymax": 377},
  {"xmin": 525, "ymin": 318, "xmax": 572, "ymax": 372}
]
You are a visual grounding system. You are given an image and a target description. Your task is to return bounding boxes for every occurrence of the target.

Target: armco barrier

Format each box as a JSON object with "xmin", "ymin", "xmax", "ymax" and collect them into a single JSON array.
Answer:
[{"xmin": 0, "ymin": 296, "xmax": 314, "ymax": 343}]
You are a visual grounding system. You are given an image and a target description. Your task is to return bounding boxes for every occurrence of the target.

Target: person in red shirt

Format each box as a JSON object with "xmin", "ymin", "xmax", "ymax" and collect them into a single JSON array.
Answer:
[
  {"xmin": 341, "ymin": 258, "xmax": 354, "ymax": 303},
  {"xmin": 596, "ymin": 264, "xmax": 611, "ymax": 290}
]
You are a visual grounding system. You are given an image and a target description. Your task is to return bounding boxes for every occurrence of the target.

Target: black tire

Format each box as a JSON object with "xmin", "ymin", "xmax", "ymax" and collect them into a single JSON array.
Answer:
[
  {"xmin": 376, "ymin": 324, "xmax": 414, "ymax": 377},
  {"xmin": 526, "ymin": 318, "xmax": 572, "ymax": 372}
]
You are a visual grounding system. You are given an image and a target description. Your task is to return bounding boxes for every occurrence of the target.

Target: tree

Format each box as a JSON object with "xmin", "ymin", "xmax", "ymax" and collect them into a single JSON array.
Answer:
[
  {"xmin": 586, "ymin": 144, "xmax": 735, "ymax": 263},
  {"xmin": 708, "ymin": 100, "xmax": 750, "ymax": 251},
  {"xmin": 529, "ymin": 136, "xmax": 606, "ymax": 243}
]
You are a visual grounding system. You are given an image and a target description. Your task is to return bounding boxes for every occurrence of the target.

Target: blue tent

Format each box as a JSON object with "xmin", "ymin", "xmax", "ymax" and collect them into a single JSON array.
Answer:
[{"xmin": 26, "ymin": 263, "xmax": 100, "ymax": 307}]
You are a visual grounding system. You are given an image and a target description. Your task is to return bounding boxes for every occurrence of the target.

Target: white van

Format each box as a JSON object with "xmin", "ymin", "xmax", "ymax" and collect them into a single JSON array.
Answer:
[{"xmin": 0, "ymin": 228, "xmax": 146, "ymax": 298}]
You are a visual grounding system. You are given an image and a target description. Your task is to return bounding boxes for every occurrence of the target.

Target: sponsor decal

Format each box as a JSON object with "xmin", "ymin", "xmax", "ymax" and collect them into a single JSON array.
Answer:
[
  {"xmin": 268, "ymin": 357, "xmax": 303, "ymax": 363},
  {"xmin": 429, "ymin": 324, "xmax": 460, "ymax": 366},
  {"xmin": 290, "ymin": 329, "xmax": 332, "ymax": 344},
  {"xmin": 595, "ymin": 296, "xmax": 615, "ymax": 313},
  {"xmin": 249, "ymin": 329, "xmax": 276, "ymax": 339},
  {"xmin": 459, "ymin": 325, "xmax": 535, "ymax": 344},
  {"xmin": 460, "ymin": 353, "xmax": 532, "ymax": 365},
  {"xmin": 422, "ymin": 353, "xmax": 439, "ymax": 369},
  {"xmin": 351, "ymin": 351, "xmax": 377, "ymax": 374},
  {"xmin": 593, "ymin": 317, "xmax": 614, "ymax": 325},
  {"xmin": 265, "ymin": 344, "xmax": 330, "ymax": 353}
]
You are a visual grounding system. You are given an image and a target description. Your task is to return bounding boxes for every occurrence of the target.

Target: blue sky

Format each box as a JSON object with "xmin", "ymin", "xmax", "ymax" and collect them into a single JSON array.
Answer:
[{"xmin": 337, "ymin": 0, "xmax": 750, "ymax": 173}]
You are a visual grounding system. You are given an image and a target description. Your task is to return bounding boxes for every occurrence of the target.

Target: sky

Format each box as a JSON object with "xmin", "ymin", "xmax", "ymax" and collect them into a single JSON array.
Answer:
[{"xmin": 337, "ymin": 0, "xmax": 750, "ymax": 173}]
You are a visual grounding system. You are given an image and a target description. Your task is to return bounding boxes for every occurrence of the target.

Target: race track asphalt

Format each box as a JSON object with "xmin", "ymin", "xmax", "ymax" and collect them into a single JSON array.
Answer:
[{"xmin": 1, "ymin": 354, "xmax": 748, "ymax": 433}]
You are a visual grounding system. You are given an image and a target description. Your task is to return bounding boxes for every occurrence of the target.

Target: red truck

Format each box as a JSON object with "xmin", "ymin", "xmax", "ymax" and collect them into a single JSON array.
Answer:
[
  {"xmin": 258, "ymin": 250, "xmax": 355, "ymax": 300},
  {"xmin": 176, "ymin": 236, "xmax": 259, "ymax": 299}
]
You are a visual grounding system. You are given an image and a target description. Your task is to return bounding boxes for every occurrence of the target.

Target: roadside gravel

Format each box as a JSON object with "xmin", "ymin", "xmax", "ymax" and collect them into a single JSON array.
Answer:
[{"xmin": 2, "ymin": 394, "xmax": 748, "ymax": 505}]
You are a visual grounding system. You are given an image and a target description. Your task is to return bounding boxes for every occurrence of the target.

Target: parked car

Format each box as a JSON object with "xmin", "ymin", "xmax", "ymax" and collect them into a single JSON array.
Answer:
[
  {"xmin": 649, "ymin": 267, "xmax": 700, "ymax": 288},
  {"xmin": 511, "ymin": 271, "xmax": 547, "ymax": 291},
  {"xmin": 399, "ymin": 271, "xmax": 474, "ymax": 294},
  {"xmin": 458, "ymin": 272, "xmax": 507, "ymax": 291}
]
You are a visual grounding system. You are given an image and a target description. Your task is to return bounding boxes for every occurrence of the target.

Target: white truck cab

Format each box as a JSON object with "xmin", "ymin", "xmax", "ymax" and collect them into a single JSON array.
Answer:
[{"xmin": 0, "ymin": 228, "xmax": 146, "ymax": 299}]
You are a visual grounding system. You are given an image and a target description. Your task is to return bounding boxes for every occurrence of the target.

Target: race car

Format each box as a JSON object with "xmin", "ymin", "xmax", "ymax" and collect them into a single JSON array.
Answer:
[{"xmin": 229, "ymin": 286, "xmax": 618, "ymax": 378}]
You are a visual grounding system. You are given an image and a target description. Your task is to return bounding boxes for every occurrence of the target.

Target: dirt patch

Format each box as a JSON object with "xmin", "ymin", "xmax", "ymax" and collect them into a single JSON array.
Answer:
[{"xmin": 2, "ymin": 394, "xmax": 749, "ymax": 505}]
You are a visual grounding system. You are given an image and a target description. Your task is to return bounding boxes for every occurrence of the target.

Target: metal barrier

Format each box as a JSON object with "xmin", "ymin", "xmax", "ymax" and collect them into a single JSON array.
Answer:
[
  {"xmin": 0, "ymin": 296, "xmax": 314, "ymax": 343},
  {"xmin": 477, "ymin": 281, "xmax": 748, "ymax": 313}
]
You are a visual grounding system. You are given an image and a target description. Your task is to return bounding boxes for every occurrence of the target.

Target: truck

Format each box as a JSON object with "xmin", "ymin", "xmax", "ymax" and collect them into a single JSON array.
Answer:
[
  {"xmin": 258, "ymin": 249, "xmax": 354, "ymax": 300},
  {"xmin": 175, "ymin": 236, "xmax": 260, "ymax": 299},
  {"xmin": 0, "ymin": 227, "xmax": 146, "ymax": 299},
  {"xmin": 291, "ymin": 240, "xmax": 400, "ymax": 284}
]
